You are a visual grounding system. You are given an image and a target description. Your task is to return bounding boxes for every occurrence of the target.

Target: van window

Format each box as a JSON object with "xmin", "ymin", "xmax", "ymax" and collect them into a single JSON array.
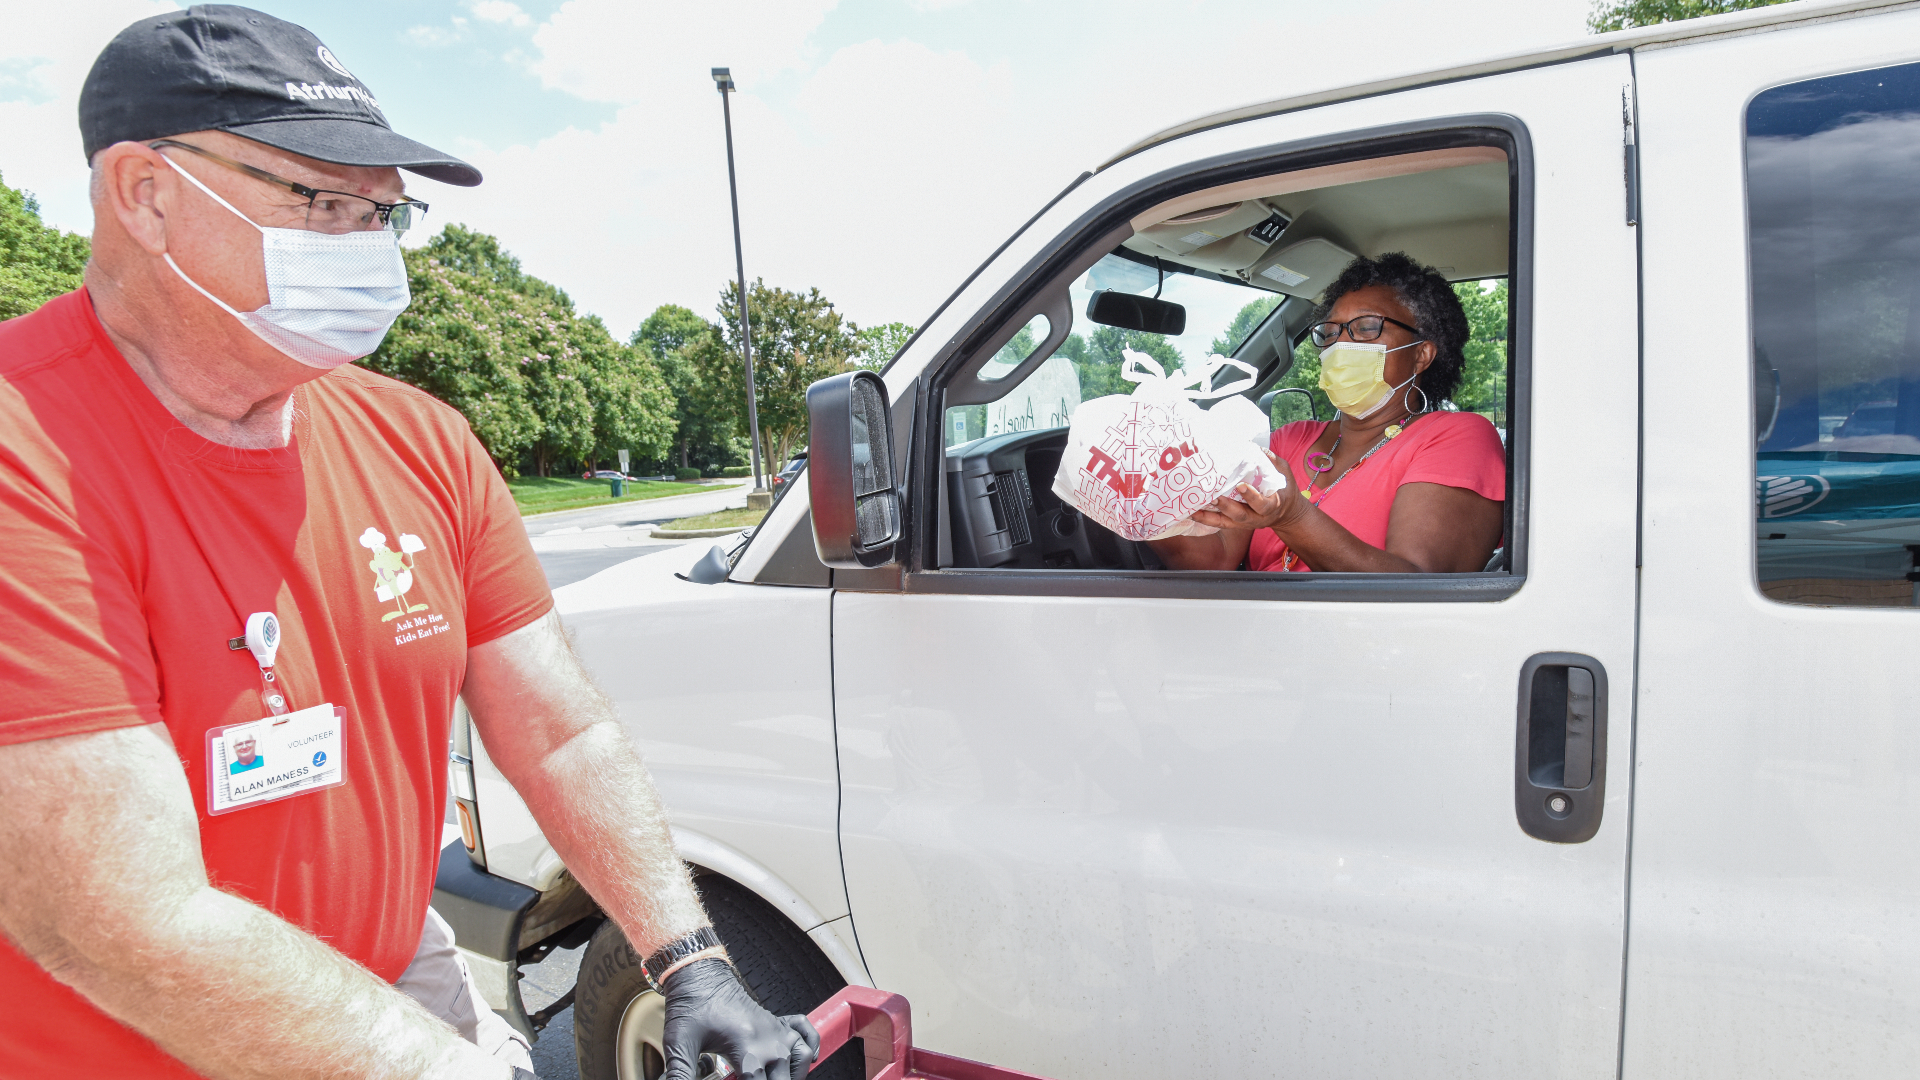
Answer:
[
  {"xmin": 1749, "ymin": 60, "xmax": 1920, "ymax": 606},
  {"xmin": 943, "ymin": 257, "xmax": 1296, "ymax": 449},
  {"xmin": 937, "ymin": 142, "xmax": 1516, "ymax": 579}
]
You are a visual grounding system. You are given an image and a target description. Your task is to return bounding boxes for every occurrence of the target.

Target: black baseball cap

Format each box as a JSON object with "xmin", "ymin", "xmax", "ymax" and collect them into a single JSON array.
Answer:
[{"xmin": 79, "ymin": 5, "xmax": 481, "ymax": 187}]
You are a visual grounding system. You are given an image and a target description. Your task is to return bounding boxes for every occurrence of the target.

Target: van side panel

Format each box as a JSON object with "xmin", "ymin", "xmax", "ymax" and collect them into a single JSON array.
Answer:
[{"xmin": 1631, "ymin": 11, "xmax": 1920, "ymax": 1076}]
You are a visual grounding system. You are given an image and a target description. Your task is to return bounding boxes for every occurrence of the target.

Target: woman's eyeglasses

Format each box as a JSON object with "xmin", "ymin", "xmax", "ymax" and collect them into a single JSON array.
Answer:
[
  {"xmin": 1309, "ymin": 314, "xmax": 1422, "ymax": 348},
  {"xmin": 149, "ymin": 139, "xmax": 428, "ymax": 235}
]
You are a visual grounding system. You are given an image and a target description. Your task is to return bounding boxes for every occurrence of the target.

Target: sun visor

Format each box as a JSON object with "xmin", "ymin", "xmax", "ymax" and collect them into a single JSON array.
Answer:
[
  {"xmin": 1131, "ymin": 199, "xmax": 1289, "ymax": 272},
  {"xmin": 1247, "ymin": 237, "xmax": 1358, "ymax": 299}
]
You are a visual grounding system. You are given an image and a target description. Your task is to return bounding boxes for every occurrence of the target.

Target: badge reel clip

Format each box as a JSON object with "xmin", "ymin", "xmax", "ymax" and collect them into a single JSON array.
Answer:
[{"xmin": 230, "ymin": 611, "xmax": 289, "ymax": 716}]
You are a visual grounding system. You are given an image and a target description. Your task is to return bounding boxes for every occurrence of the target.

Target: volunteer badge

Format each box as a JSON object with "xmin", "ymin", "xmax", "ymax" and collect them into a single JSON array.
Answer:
[{"xmin": 358, "ymin": 526, "xmax": 431, "ymax": 622}]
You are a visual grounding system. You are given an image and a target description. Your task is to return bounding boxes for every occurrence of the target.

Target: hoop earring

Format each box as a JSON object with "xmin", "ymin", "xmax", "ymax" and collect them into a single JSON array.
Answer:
[{"xmin": 1403, "ymin": 381, "xmax": 1431, "ymax": 415}]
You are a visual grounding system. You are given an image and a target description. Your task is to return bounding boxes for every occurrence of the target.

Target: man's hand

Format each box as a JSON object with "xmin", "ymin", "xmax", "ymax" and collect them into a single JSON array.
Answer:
[{"xmin": 660, "ymin": 958, "xmax": 819, "ymax": 1080}]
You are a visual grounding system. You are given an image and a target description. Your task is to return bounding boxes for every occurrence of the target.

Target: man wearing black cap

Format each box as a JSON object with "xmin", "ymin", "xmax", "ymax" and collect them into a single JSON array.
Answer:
[{"xmin": 0, "ymin": 8, "xmax": 818, "ymax": 1080}]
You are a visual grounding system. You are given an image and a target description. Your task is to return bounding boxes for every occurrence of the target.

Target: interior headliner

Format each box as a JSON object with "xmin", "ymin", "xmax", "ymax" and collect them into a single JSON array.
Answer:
[{"xmin": 1122, "ymin": 146, "xmax": 1512, "ymax": 291}]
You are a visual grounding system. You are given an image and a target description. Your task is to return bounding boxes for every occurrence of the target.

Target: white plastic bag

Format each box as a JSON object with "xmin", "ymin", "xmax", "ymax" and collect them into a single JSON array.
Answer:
[{"xmin": 1051, "ymin": 350, "xmax": 1286, "ymax": 542}]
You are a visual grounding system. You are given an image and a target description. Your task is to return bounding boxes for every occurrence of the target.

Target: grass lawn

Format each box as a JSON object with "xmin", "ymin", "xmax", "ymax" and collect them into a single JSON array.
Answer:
[
  {"xmin": 660, "ymin": 506, "xmax": 767, "ymax": 531},
  {"xmin": 511, "ymin": 475, "xmax": 716, "ymax": 516}
]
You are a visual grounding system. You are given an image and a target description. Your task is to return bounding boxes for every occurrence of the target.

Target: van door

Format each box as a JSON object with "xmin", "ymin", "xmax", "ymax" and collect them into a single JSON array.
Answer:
[
  {"xmin": 1630, "ymin": 9, "xmax": 1920, "ymax": 1076},
  {"xmin": 832, "ymin": 56, "xmax": 1639, "ymax": 1079}
]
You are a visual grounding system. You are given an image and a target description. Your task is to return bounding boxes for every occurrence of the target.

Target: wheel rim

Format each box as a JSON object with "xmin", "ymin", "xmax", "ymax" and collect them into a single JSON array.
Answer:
[{"xmin": 614, "ymin": 989, "xmax": 668, "ymax": 1080}]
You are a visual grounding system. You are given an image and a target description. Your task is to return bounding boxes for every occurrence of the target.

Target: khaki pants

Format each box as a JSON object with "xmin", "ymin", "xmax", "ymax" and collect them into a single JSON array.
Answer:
[{"xmin": 396, "ymin": 906, "xmax": 536, "ymax": 1073}]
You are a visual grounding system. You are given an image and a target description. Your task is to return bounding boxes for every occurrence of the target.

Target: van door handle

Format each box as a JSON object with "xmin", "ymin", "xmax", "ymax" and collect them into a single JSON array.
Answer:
[{"xmin": 1515, "ymin": 653, "xmax": 1609, "ymax": 843}]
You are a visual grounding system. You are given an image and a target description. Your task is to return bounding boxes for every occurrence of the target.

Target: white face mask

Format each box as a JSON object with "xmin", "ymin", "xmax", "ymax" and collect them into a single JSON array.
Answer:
[{"xmin": 160, "ymin": 154, "xmax": 410, "ymax": 369}]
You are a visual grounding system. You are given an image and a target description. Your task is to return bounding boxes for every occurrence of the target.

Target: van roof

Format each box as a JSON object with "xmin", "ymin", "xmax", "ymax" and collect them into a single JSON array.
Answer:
[{"xmin": 1099, "ymin": 0, "xmax": 1914, "ymax": 170}]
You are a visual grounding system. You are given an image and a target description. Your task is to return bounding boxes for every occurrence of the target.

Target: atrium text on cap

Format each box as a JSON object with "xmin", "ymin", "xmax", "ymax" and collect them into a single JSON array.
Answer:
[{"xmin": 79, "ymin": 4, "xmax": 481, "ymax": 187}]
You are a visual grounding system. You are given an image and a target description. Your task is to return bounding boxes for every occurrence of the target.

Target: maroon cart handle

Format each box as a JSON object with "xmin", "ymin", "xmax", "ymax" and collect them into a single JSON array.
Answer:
[
  {"xmin": 806, "ymin": 986, "xmax": 914, "ymax": 1080},
  {"xmin": 804, "ymin": 986, "xmax": 1057, "ymax": 1080}
]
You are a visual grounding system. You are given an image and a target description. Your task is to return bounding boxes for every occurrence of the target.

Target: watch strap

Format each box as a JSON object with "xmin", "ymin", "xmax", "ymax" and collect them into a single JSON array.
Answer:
[{"xmin": 641, "ymin": 926, "xmax": 725, "ymax": 992}]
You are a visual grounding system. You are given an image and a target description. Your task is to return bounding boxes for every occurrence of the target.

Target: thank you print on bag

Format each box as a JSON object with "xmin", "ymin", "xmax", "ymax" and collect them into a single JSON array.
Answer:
[{"xmin": 1054, "ymin": 350, "xmax": 1285, "ymax": 542}]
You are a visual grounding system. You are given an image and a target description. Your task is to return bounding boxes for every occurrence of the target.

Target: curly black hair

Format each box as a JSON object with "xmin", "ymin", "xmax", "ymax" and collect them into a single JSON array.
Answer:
[{"xmin": 1314, "ymin": 252, "xmax": 1469, "ymax": 406}]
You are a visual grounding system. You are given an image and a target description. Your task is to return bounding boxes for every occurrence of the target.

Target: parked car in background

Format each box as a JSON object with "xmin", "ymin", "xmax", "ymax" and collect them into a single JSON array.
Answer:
[
  {"xmin": 771, "ymin": 452, "xmax": 807, "ymax": 493},
  {"xmin": 583, "ymin": 469, "xmax": 636, "ymax": 481},
  {"xmin": 439, "ymin": 4, "xmax": 1920, "ymax": 1079}
]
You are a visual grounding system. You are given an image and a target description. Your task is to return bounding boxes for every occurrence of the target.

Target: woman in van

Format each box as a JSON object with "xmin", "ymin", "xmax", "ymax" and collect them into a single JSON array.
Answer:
[{"xmin": 1150, "ymin": 253, "xmax": 1506, "ymax": 573}]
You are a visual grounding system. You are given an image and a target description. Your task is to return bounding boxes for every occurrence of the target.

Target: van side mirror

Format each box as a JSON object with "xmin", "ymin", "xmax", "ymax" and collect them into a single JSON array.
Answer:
[
  {"xmin": 807, "ymin": 370, "xmax": 901, "ymax": 569},
  {"xmin": 1086, "ymin": 290, "xmax": 1187, "ymax": 336}
]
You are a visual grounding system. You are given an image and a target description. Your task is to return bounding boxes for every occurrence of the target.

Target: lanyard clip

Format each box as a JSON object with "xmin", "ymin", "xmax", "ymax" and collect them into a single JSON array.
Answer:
[
  {"xmin": 243, "ymin": 612, "xmax": 280, "ymax": 668},
  {"xmin": 238, "ymin": 613, "xmax": 289, "ymax": 716}
]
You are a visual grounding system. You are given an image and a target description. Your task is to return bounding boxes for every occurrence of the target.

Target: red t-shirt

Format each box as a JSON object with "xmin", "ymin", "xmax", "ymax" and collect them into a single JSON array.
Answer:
[
  {"xmin": 1248, "ymin": 412, "xmax": 1507, "ymax": 572},
  {"xmin": 0, "ymin": 291, "xmax": 552, "ymax": 1076}
]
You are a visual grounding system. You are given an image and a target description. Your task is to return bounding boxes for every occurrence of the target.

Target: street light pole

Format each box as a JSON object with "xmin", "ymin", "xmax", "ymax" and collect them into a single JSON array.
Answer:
[{"xmin": 712, "ymin": 67, "xmax": 765, "ymax": 494}]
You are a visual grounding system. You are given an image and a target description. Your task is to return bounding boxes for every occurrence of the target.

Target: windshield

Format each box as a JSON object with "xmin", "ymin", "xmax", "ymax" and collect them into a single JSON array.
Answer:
[{"xmin": 945, "ymin": 255, "xmax": 1285, "ymax": 447}]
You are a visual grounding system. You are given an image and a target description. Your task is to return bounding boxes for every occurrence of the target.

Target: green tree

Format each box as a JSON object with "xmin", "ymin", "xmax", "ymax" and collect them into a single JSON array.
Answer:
[
  {"xmin": 852, "ymin": 321, "xmax": 916, "ymax": 370},
  {"xmin": 633, "ymin": 304, "xmax": 737, "ymax": 471},
  {"xmin": 1064, "ymin": 326, "xmax": 1187, "ymax": 400},
  {"xmin": 418, "ymin": 224, "xmax": 572, "ymax": 309},
  {"xmin": 574, "ymin": 311, "xmax": 675, "ymax": 472},
  {"xmin": 1210, "ymin": 294, "xmax": 1283, "ymax": 357},
  {"xmin": 1453, "ymin": 280, "xmax": 1509, "ymax": 422},
  {"xmin": 708, "ymin": 279, "xmax": 859, "ymax": 471},
  {"xmin": 1, "ymin": 173, "xmax": 90, "ymax": 320},
  {"xmin": 364, "ymin": 252, "xmax": 541, "ymax": 469},
  {"xmin": 1271, "ymin": 339, "xmax": 1333, "ymax": 426},
  {"xmin": 365, "ymin": 225, "xmax": 673, "ymax": 477},
  {"xmin": 1588, "ymin": 0, "xmax": 1786, "ymax": 32},
  {"xmin": 633, "ymin": 303, "xmax": 711, "ymax": 359}
]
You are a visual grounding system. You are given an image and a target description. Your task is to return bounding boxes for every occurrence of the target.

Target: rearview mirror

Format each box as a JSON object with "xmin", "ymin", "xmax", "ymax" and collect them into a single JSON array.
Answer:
[
  {"xmin": 807, "ymin": 370, "xmax": 901, "ymax": 569},
  {"xmin": 1086, "ymin": 290, "xmax": 1186, "ymax": 336}
]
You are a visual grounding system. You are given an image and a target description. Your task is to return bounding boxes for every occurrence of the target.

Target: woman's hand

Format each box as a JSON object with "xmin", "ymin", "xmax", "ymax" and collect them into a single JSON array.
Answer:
[{"xmin": 1191, "ymin": 449, "xmax": 1310, "ymax": 533}]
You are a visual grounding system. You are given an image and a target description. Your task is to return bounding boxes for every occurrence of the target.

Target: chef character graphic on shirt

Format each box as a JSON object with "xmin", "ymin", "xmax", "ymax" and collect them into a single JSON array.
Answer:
[
  {"xmin": 357, "ymin": 527, "xmax": 429, "ymax": 622},
  {"xmin": 229, "ymin": 732, "xmax": 263, "ymax": 775}
]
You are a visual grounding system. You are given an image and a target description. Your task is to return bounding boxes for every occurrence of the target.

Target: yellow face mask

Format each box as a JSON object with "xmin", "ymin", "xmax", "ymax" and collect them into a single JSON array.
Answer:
[{"xmin": 1318, "ymin": 341, "xmax": 1421, "ymax": 419}]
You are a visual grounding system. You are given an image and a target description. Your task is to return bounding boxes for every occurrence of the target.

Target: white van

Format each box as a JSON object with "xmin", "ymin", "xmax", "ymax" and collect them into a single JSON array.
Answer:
[{"xmin": 435, "ymin": 3, "xmax": 1920, "ymax": 1077}]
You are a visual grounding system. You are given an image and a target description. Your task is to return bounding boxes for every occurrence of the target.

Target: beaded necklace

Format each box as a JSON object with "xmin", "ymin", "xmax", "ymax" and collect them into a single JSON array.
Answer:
[{"xmin": 1279, "ymin": 412, "xmax": 1423, "ymax": 572}]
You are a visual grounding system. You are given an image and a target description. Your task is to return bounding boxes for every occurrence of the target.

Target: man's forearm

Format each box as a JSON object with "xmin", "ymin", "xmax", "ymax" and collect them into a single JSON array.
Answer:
[
  {"xmin": 0, "ymin": 723, "xmax": 502, "ymax": 1080},
  {"xmin": 506, "ymin": 716, "xmax": 711, "ymax": 953},
  {"xmin": 464, "ymin": 613, "xmax": 709, "ymax": 957},
  {"xmin": 36, "ymin": 885, "xmax": 498, "ymax": 1080}
]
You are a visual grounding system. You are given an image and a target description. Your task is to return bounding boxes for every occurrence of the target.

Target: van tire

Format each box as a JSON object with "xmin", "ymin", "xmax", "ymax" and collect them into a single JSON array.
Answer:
[{"xmin": 573, "ymin": 872, "xmax": 862, "ymax": 1080}]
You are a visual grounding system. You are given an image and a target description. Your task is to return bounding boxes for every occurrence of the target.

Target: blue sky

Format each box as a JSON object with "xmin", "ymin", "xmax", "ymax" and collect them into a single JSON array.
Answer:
[{"xmin": 3, "ymin": 0, "xmax": 1593, "ymax": 339}]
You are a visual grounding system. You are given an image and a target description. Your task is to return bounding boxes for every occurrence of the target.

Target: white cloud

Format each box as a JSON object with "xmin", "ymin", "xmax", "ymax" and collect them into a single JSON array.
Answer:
[
  {"xmin": 422, "ymin": 0, "xmax": 1593, "ymax": 338},
  {"xmin": 470, "ymin": 1, "xmax": 532, "ymax": 28},
  {"xmin": 420, "ymin": 29, "xmax": 1045, "ymax": 339},
  {"xmin": 0, "ymin": 0, "xmax": 179, "ymax": 235},
  {"xmin": 526, "ymin": 0, "xmax": 838, "ymax": 105},
  {"xmin": 11, "ymin": 0, "xmax": 1596, "ymax": 338},
  {"xmin": 406, "ymin": 24, "xmax": 460, "ymax": 48}
]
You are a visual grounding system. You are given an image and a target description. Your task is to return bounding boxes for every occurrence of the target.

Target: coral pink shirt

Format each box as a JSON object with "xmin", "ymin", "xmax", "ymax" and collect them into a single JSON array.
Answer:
[
  {"xmin": 1248, "ymin": 411, "xmax": 1507, "ymax": 572},
  {"xmin": 0, "ymin": 292, "xmax": 552, "ymax": 1076}
]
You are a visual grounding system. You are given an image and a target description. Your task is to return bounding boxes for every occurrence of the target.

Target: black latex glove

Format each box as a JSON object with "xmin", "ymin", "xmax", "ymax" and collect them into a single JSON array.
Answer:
[{"xmin": 661, "ymin": 956, "xmax": 821, "ymax": 1080}]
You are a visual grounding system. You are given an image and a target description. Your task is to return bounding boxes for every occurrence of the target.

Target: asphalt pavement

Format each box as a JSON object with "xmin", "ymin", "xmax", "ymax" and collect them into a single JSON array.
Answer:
[{"xmin": 526, "ymin": 479, "xmax": 754, "ymax": 589}]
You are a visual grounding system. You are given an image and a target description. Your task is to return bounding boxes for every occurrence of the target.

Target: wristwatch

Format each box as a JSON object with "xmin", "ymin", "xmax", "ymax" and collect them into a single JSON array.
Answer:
[{"xmin": 641, "ymin": 926, "xmax": 726, "ymax": 992}]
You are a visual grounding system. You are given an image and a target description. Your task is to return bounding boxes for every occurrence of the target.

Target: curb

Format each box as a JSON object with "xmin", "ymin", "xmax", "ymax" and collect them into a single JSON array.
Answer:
[{"xmin": 649, "ymin": 526, "xmax": 754, "ymax": 540}]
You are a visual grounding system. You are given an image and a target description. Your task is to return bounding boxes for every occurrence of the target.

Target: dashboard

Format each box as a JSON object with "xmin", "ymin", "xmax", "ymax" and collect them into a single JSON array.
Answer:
[{"xmin": 945, "ymin": 428, "xmax": 1151, "ymax": 570}]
